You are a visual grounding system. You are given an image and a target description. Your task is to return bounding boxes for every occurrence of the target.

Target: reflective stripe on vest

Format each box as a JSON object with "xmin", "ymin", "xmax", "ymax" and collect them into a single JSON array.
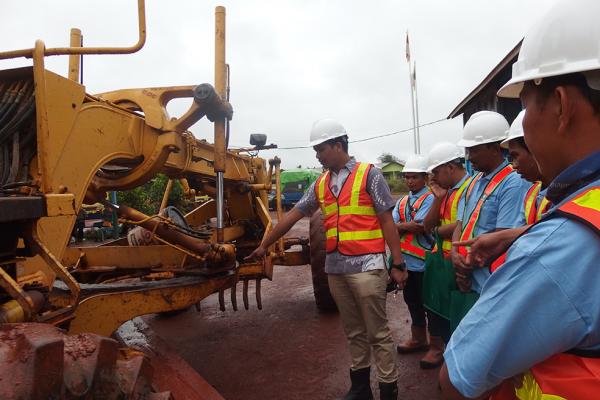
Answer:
[
  {"xmin": 537, "ymin": 197, "xmax": 551, "ymax": 222},
  {"xmin": 458, "ymin": 165, "xmax": 514, "ymax": 257},
  {"xmin": 513, "ymin": 352, "xmax": 600, "ymax": 400},
  {"xmin": 397, "ymin": 192, "xmax": 432, "ymax": 260},
  {"xmin": 524, "ymin": 182, "xmax": 542, "ymax": 225},
  {"xmin": 439, "ymin": 176, "xmax": 472, "ymax": 253},
  {"xmin": 491, "ymin": 188, "xmax": 553, "ymax": 274},
  {"xmin": 315, "ymin": 162, "xmax": 385, "ymax": 256},
  {"xmin": 490, "ymin": 185, "xmax": 600, "ymax": 400}
]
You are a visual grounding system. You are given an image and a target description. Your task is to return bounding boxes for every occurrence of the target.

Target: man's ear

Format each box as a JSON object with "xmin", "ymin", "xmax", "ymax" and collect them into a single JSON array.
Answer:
[{"xmin": 554, "ymin": 86, "xmax": 576, "ymax": 136}]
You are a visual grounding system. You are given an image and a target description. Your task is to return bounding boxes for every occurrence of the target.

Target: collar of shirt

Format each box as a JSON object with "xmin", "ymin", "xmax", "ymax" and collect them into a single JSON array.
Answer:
[
  {"xmin": 409, "ymin": 186, "xmax": 430, "ymax": 202},
  {"xmin": 546, "ymin": 150, "xmax": 600, "ymax": 204},
  {"xmin": 479, "ymin": 160, "xmax": 509, "ymax": 182},
  {"xmin": 329, "ymin": 158, "xmax": 357, "ymax": 195}
]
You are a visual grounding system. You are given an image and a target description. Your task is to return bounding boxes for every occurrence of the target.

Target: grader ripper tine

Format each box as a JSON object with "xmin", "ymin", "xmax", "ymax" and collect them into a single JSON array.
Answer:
[{"xmin": 0, "ymin": 1, "xmax": 326, "ymax": 398}]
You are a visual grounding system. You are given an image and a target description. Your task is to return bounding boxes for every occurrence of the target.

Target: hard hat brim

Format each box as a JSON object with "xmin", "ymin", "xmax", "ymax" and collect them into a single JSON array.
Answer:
[
  {"xmin": 402, "ymin": 168, "xmax": 428, "ymax": 173},
  {"xmin": 309, "ymin": 133, "xmax": 346, "ymax": 147},
  {"xmin": 457, "ymin": 137, "xmax": 505, "ymax": 148}
]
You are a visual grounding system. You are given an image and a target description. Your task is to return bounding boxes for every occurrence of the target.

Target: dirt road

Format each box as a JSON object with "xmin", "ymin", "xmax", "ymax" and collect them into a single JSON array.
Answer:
[{"xmin": 145, "ymin": 216, "xmax": 441, "ymax": 400}]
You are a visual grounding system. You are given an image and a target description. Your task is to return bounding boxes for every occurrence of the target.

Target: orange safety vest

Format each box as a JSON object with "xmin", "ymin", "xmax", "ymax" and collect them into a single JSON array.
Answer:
[
  {"xmin": 397, "ymin": 191, "xmax": 432, "ymax": 260},
  {"xmin": 490, "ymin": 185, "xmax": 600, "ymax": 400},
  {"xmin": 439, "ymin": 176, "xmax": 471, "ymax": 255},
  {"xmin": 490, "ymin": 185, "xmax": 552, "ymax": 273},
  {"xmin": 523, "ymin": 182, "xmax": 542, "ymax": 225},
  {"xmin": 314, "ymin": 162, "xmax": 385, "ymax": 256},
  {"xmin": 457, "ymin": 165, "xmax": 514, "ymax": 258}
]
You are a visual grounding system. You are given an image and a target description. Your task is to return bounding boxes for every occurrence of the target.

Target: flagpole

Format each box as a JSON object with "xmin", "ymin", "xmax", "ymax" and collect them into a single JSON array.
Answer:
[
  {"xmin": 406, "ymin": 32, "xmax": 418, "ymax": 155},
  {"xmin": 413, "ymin": 60, "xmax": 421, "ymax": 154},
  {"xmin": 408, "ymin": 64, "xmax": 418, "ymax": 154}
]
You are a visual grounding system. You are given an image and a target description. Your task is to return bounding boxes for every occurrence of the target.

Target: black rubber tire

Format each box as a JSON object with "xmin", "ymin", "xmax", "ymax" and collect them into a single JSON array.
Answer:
[{"xmin": 309, "ymin": 209, "xmax": 338, "ymax": 313}]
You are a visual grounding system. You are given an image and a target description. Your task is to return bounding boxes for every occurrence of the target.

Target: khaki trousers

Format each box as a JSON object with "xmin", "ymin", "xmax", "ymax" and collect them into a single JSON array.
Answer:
[{"xmin": 328, "ymin": 269, "xmax": 398, "ymax": 383}]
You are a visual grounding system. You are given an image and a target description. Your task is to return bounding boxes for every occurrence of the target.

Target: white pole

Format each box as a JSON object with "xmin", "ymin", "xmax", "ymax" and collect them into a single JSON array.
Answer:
[
  {"xmin": 413, "ymin": 61, "xmax": 421, "ymax": 154},
  {"xmin": 408, "ymin": 62, "xmax": 418, "ymax": 154}
]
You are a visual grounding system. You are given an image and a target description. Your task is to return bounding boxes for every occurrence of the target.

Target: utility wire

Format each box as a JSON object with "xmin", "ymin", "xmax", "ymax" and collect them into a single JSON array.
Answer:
[{"xmin": 233, "ymin": 117, "xmax": 448, "ymax": 150}]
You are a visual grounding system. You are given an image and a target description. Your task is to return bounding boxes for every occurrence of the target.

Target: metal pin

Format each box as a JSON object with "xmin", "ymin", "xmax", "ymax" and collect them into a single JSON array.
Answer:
[
  {"xmin": 218, "ymin": 290, "xmax": 225, "ymax": 311},
  {"xmin": 243, "ymin": 280, "xmax": 249, "ymax": 310},
  {"xmin": 255, "ymin": 279, "xmax": 262, "ymax": 310},
  {"xmin": 230, "ymin": 283, "xmax": 238, "ymax": 311}
]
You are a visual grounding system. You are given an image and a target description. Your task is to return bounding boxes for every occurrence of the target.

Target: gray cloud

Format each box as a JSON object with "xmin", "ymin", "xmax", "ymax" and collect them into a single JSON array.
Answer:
[{"xmin": 0, "ymin": 0, "xmax": 555, "ymax": 168}]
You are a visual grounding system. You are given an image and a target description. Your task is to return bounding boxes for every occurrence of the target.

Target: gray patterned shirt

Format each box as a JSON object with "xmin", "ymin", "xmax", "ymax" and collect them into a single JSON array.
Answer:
[{"xmin": 294, "ymin": 159, "xmax": 396, "ymax": 274}]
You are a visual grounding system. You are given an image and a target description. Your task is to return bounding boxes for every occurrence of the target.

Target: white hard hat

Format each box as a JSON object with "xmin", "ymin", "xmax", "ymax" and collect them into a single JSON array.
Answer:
[
  {"xmin": 402, "ymin": 155, "xmax": 429, "ymax": 173},
  {"xmin": 427, "ymin": 142, "xmax": 463, "ymax": 173},
  {"xmin": 501, "ymin": 110, "xmax": 526, "ymax": 149},
  {"xmin": 498, "ymin": 0, "xmax": 600, "ymax": 98},
  {"xmin": 457, "ymin": 111, "xmax": 509, "ymax": 148},
  {"xmin": 309, "ymin": 118, "xmax": 347, "ymax": 146}
]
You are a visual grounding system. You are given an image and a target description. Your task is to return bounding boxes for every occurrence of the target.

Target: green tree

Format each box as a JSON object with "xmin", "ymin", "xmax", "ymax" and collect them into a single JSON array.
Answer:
[
  {"xmin": 378, "ymin": 153, "xmax": 399, "ymax": 164},
  {"xmin": 116, "ymin": 174, "xmax": 189, "ymax": 215}
]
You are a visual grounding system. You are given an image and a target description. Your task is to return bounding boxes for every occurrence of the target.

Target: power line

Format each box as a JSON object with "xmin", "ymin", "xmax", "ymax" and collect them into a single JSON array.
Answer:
[{"xmin": 240, "ymin": 117, "xmax": 448, "ymax": 150}]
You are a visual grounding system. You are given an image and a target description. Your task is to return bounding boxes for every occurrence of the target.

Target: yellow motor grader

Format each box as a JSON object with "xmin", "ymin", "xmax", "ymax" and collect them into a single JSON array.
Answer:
[{"xmin": 0, "ymin": 1, "xmax": 333, "ymax": 398}]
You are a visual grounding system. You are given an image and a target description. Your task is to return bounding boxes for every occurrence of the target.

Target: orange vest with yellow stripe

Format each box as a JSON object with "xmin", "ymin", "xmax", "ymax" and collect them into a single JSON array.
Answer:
[
  {"xmin": 397, "ymin": 191, "xmax": 432, "ymax": 260},
  {"xmin": 490, "ymin": 185, "xmax": 600, "ymax": 400},
  {"xmin": 457, "ymin": 165, "xmax": 514, "ymax": 258},
  {"xmin": 439, "ymin": 176, "xmax": 471, "ymax": 255},
  {"xmin": 490, "ymin": 183, "xmax": 552, "ymax": 273},
  {"xmin": 314, "ymin": 162, "xmax": 385, "ymax": 256}
]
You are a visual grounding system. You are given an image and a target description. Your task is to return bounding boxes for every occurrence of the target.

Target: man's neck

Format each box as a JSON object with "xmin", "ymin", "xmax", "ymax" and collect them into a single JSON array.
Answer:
[
  {"xmin": 482, "ymin": 157, "xmax": 505, "ymax": 175},
  {"xmin": 330, "ymin": 155, "xmax": 351, "ymax": 173},
  {"xmin": 411, "ymin": 186, "xmax": 425, "ymax": 195},
  {"xmin": 450, "ymin": 170, "xmax": 467, "ymax": 188}
]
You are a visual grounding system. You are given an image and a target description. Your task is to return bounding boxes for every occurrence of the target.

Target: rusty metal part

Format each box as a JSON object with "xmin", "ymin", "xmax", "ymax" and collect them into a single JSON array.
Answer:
[
  {"xmin": 0, "ymin": 267, "xmax": 37, "ymax": 320},
  {"xmin": 243, "ymin": 279, "xmax": 249, "ymax": 310},
  {"xmin": 116, "ymin": 318, "xmax": 225, "ymax": 399},
  {"xmin": 25, "ymin": 225, "xmax": 81, "ymax": 307},
  {"xmin": 63, "ymin": 245, "xmax": 192, "ymax": 271},
  {"xmin": 68, "ymin": 28, "xmax": 82, "ymax": 82},
  {"xmin": 0, "ymin": 0, "xmax": 147, "ymax": 60},
  {"xmin": 0, "ymin": 290, "xmax": 44, "ymax": 323},
  {"xmin": 230, "ymin": 282, "xmax": 237, "ymax": 311},
  {"xmin": 159, "ymin": 178, "xmax": 173, "ymax": 212},
  {"xmin": 67, "ymin": 273, "xmax": 236, "ymax": 336},
  {"xmin": 0, "ymin": 323, "xmax": 172, "ymax": 400},
  {"xmin": 113, "ymin": 203, "xmax": 212, "ymax": 256},
  {"xmin": 218, "ymin": 290, "xmax": 225, "ymax": 311},
  {"xmin": 255, "ymin": 279, "xmax": 262, "ymax": 310}
]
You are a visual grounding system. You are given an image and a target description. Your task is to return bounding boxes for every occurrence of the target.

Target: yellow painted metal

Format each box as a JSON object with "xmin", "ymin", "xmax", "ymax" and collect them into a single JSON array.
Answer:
[
  {"xmin": 213, "ymin": 6, "xmax": 227, "ymax": 174},
  {"xmin": 68, "ymin": 28, "xmax": 82, "ymax": 82},
  {"xmin": 68, "ymin": 274, "xmax": 237, "ymax": 336},
  {"xmin": 62, "ymin": 245, "xmax": 191, "ymax": 271},
  {"xmin": 185, "ymin": 199, "xmax": 217, "ymax": 227},
  {"xmin": 0, "ymin": 0, "xmax": 146, "ymax": 60},
  {"xmin": 0, "ymin": 300, "xmax": 25, "ymax": 323},
  {"xmin": 0, "ymin": 3, "xmax": 286, "ymax": 340},
  {"xmin": 159, "ymin": 179, "xmax": 174, "ymax": 211},
  {"xmin": 45, "ymin": 194, "xmax": 76, "ymax": 217}
]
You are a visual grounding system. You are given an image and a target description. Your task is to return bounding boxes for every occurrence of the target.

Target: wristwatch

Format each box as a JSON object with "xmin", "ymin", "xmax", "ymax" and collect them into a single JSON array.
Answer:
[{"xmin": 390, "ymin": 261, "xmax": 407, "ymax": 271}]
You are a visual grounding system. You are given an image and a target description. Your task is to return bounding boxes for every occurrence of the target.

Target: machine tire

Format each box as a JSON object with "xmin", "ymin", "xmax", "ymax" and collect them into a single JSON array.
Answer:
[
  {"xmin": 0, "ymin": 323, "xmax": 172, "ymax": 400},
  {"xmin": 309, "ymin": 209, "xmax": 338, "ymax": 313}
]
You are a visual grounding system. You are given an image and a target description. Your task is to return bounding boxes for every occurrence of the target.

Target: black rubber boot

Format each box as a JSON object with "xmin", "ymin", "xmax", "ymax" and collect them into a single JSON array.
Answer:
[
  {"xmin": 337, "ymin": 367, "xmax": 373, "ymax": 400},
  {"xmin": 378, "ymin": 381, "xmax": 398, "ymax": 400}
]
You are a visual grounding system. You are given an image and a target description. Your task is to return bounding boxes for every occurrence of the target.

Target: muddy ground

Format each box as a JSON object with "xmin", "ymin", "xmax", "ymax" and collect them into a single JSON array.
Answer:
[{"xmin": 146, "ymin": 216, "xmax": 442, "ymax": 400}]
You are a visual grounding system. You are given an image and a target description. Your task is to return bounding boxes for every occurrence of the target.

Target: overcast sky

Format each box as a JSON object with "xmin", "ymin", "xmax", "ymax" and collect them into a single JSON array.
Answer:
[{"xmin": 1, "ymin": 0, "xmax": 556, "ymax": 169}]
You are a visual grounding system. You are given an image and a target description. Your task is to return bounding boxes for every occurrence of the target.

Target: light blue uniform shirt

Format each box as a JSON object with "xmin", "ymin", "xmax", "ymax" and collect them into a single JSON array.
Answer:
[
  {"xmin": 445, "ymin": 151, "xmax": 600, "ymax": 398},
  {"xmin": 457, "ymin": 160, "xmax": 527, "ymax": 293},
  {"xmin": 392, "ymin": 186, "xmax": 434, "ymax": 272}
]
